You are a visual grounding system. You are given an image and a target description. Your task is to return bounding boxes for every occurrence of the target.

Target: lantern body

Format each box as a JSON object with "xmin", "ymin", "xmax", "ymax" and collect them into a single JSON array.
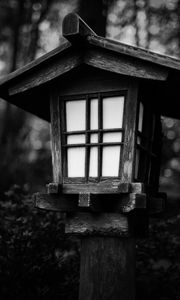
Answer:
[
  {"xmin": 49, "ymin": 67, "xmax": 163, "ymax": 202},
  {"xmin": 48, "ymin": 66, "xmax": 158, "ymax": 197}
]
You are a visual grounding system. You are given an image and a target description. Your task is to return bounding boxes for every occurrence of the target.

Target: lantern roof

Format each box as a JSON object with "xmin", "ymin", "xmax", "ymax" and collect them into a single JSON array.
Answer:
[{"xmin": 0, "ymin": 13, "xmax": 180, "ymax": 120}]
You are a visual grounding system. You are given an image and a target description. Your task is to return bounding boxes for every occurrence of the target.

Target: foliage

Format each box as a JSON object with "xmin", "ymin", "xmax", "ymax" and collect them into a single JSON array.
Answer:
[
  {"xmin": 0, "ymin": 187, "xmax": 180, "ymax": 299},
  {"xmin": 136, "ymin": 215, "xmax": 180, "ymax": 300},
  {"xmin": 0, "ymin": 186, "xmax": 80, "ymax": 300},
  {"xmin": 107, "ymin": 0, "xmax": 180, "ymax": 56}
]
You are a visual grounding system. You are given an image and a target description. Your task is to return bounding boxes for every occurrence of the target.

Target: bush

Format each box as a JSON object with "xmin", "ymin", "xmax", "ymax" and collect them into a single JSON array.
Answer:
[
  {"xmin": 0, "ymin": 185, "xmax": 80, "ymax": 300},
  {"xmin": 0, "ymin": 185, "xmax": 180, "ymax": 300},
  {"xmin": 136, "ymin": 215, "xmax": 180, "ymax": 300}
]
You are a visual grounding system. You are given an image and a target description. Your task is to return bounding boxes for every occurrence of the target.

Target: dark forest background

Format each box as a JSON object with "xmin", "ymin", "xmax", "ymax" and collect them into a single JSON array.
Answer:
[{"xmin": 0, "ymin": 0, "xmax": 180, "ymax": 299}]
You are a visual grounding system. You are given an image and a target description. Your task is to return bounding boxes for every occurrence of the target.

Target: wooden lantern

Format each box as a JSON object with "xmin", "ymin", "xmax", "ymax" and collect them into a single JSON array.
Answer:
[{"xmin": 1, "ymin": 13, "xmax": 180, "ymax": 223}]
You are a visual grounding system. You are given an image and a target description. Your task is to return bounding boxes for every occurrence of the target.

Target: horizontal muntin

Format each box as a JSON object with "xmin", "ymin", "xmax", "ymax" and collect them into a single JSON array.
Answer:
[
  {"xmin": 63, "ymin": 142, "xmax": 124, "ymax": 147},
  {"xmin": 63, "ymin": 128, "xmax": 124, "ymax": 135}
]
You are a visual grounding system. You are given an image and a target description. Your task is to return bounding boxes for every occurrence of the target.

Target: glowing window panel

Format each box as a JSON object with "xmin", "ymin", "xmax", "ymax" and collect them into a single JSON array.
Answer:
[
  {"xmin": 103, "ymin": 96, "xmax": 124, "ymax": 129},
  {"xmin": 67, "ymin": 147, "xmax": 85, "ymax": 177},
  {"xmin": 102, "ymin": 146, "xmax": 121, "ymax": 176},
  {"xmin": 89, "ymin": 147, "xmax": 98, "ymax": 177},
  {"xmin": 66, "ymin": 100, "xmax": 86, "ymax": 132}
]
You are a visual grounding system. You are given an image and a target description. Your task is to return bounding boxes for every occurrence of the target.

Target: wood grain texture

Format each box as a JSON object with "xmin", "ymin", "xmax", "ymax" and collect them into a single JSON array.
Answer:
[
  {"xmin": 8, "ymin": 50, "xmax": 82, "ymax": 95},
  {"xmin": 0, "ymin": 25, "xmax": 178, "ymax": 90},
  {"xmin": 131, "ymin": 182, "xmax": 145, "ymax": 193},
  {"xmin": 120, "ymin": 193, "xmax": 147, "ymax": 213},
  {"xmin": 35, "ymin": 191, "xmax": 164, "ymax": 214},
  {"xmin": 62, "ymin": 181, "xmax": 130, "ymax": 194},
  {"xmin": 50, "ymin": 95, "xmax": 62, "ymax": 183},
  {"xmin": 87, "ymin": 35, "xmax": 180, "ymax": 71},
  {"xmin": 50, "ymin": 66, "xmax": 130, "ymax": 96},
  {"xmin": 65, "ymin": 212, "xmax": 130, "ymax": 236},
  {"xmin": 121, "ymin": 81, "xmax": 138, "ymax": 182},
  {"xmin": 47, "ymin": 182, "xmax": 60, "ymax": 194},
  {"xmin": 0, "ymin": 41, "xmax": 70, "ymax": 86},
  {"xmin": 84, "ymin": 48, "xmax": 168, "ymax": 80},
  {"xmin": 34, "ymin": 192, "xmax": 78, "ymax": 212},
  {"xmin": 79, "ymin": 237, "xmax": 135, "ymax": 300}
]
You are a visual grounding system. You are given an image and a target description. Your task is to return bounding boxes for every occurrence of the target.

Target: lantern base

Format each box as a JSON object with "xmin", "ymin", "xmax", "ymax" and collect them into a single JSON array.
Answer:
[
  {"xmin": 34, "ymin": 188, "xmax": 166, "ymax": 215},
  {"xmin": 65, "ymin": 212, "xmax": 148, "ymax": 238}
]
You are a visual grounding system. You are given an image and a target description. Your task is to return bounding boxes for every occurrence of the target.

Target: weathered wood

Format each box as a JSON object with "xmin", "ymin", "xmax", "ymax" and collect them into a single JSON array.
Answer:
[
  {"xmin": 62, "ymin": 181, "xmax": 130, "ymax": 194},
  {"xmin": 47, "ymin": 182, "xmax": 60, "ymax": 194},
  {"xmin": 87, "ymin": 34, "xmax": 180, "ymax": 71},
  {"xmin": 50, "ymin": 95, "xmax": 62, "ymax": 183},
  {"xmin": 79, "ymin": 192, "xmax": 91, "ymax": 207},
  {"xmin": 79, "ymin": 237, "xmax": 135, "ymax": 300},
  {"xmin": 131, "ymin": 182, "xmax": 145, "ymax": 193},
  {"xmin": 34, "ymin": 192, "xmax": 78, "ymax": 212},
  {"xmin": 1, "ymin": 13, "xmax": 180, "ymax": 120},
  {"xmin": 0, "ymin": 41, "xmax": 70, "ymax": 87},
  {"xmin": 84, "ymin": 48, "xmax": 168, "ymax": 81},
  {"xmin": 121, "ymin": 81, "xmax": 138, "ymax": 182},
  {"xmin": 58, "ymin": 68, "xmax": 129, "ymax": 96},
  {"xmin": 62, "ymin": 13, "xmax": 96, "ymax": 43},
  {"xmin": 46, "ymin": 181, "xmax": 145, "ymax": 194},
  {"xmin": 35, "ymin": 191, "xmax": 164, "ymax": 214},
  {"xmin": 65, "ymin": 212, "xmax": 130, "ymax": 236},
  {"xmin": 8, "ymin": 50, "xmax": 82, "ymax": 95},
  {"xmin": 120, "ymin": 193, "xmax": 146, "ymax": 213},
  {"xmin": 0, "ymin": 21, "xmax": 178, "ymax": 90}
]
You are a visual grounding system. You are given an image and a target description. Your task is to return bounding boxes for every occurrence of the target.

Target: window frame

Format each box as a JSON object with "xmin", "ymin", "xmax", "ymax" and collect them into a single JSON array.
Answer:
[
  {"xmin": 59, "ymin": 90, "xmax": 127, "ymax": 183},
  {"xmin": 135, "ymin": 100, "xmax": 162, "ymax": 188}
]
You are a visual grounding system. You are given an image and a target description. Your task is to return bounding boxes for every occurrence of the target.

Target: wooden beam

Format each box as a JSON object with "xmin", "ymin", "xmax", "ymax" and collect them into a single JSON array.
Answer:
[
  {"xmin": 34, "ymin": 192, "xmax": 79, "ymax": 212},
  {"xmin": 84, "ymin": 48, "xmax": 169, "ymax": 80},
  {"xmin": 34, "ymin": 190, "xmax": 165, "ymax": 214},
  {"xmin": 0, "ymin": 41, "xmax": 70, "ymax": 87},
  {"xmin": 50, "ymin": 95, "xmax": 63, "ymax": 183},
  {"xmin": 121, "ymin": 82, "xmax": 138, "ymax": 182},
  {"xmin": 62, "ymin": 13, "xmax": 97, "ymax": 43},
  {"xmin": 65, "ymin": 212, "xmax": 130, "ymax": 237},
  {"xmin": 88, "ymin": 35, "xmax": 180, "ymax": 72},
  {"xmin": 8, "ymin": 50, "xmax": 82, "ymax": 95},
  {"xmin": 62, "ymin": 181, "xmax": 130, "ymax": 194},
  {"xmin": 47, "ymin": 182, "xmax": 145, "ymax": 194}
]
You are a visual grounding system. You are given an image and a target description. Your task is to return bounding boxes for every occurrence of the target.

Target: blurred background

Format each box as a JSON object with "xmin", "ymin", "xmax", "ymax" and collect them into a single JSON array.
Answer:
[{"xmin": 0, "ymin": 1, "xmax": 180, "ymax": 299}]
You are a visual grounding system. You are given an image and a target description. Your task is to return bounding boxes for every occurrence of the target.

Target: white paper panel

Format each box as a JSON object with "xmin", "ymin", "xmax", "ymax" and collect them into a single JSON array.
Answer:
[
  {"xmin": 90, "ymin": 133, "xmax": 98, "ymax": 143},
  {"xmin": 67, "ymin": 134, "xmax": 85, "ymax": 144},
  {"xmin": 103, "ymin": 96, "xmax": 124, "ymax": 129},
  {"xmin": 90, "ymin": 99, "xmax": 98, "ymax": 129},
  {"xmin": 135, "ymin": 149, "xmax": 140, "ymax": 179},
  {"xmin": 67, "ymin": 147, "xmax": 85, "ymax": 177},
  {"xmin": 103, "ymin": 132, "xmax": 122, "ymax": 143},
  {"xmin": 102, "ymin": 146, "xmax": 121, "ymax": 176},
  {"xmin": 66, "ymin": 100, "xmax": 86, "ymax": 132},
  {"xmin": 138, "ymin": 102, "xmax": 144, "ymax": 132},
  {"xmin": 89, "ymin": 147, "xmax": 98, "ymax": 177}
]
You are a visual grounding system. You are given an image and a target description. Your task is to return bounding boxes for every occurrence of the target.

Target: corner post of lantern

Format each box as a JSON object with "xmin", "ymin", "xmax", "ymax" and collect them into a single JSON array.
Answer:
[{"xmin": 34, "ymin": 13, "xmax": 166, "ymax": 300}]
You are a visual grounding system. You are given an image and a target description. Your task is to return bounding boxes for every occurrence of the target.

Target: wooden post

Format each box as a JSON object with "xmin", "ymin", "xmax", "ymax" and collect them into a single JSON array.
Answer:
[
  {"xmin": 66, "ymin": 212, "xmax": 136, "ymax": 300},
  {"xmin": 79, "ymin": 237, "xmax": 135, "ymax": 300}
]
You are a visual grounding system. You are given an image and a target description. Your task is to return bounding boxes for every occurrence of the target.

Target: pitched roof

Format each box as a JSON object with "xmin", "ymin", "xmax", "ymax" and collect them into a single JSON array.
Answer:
[{"xmin": 0, "ymin": 13, "xmax": 180, "ymax": 119}]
